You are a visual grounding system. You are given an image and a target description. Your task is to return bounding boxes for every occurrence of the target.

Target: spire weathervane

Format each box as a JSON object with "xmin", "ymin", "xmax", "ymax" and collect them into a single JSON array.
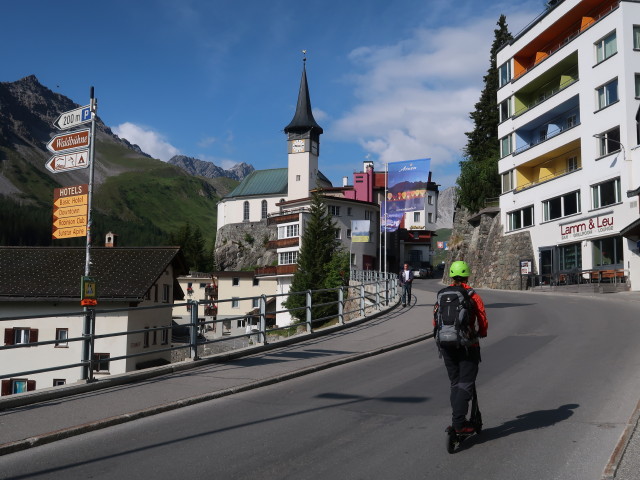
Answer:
[{"xmin": 302, "ymin": 49, "xmax": 307, "ymax": 64}]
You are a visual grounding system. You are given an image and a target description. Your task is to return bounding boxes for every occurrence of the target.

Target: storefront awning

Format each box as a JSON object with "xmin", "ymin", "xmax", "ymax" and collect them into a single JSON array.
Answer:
[{"xmin": 620, "ymin": 217, "xmax": 640, "ymax": 239}]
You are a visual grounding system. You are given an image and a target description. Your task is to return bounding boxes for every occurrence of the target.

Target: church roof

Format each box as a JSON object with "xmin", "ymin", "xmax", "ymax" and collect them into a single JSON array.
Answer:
[
  {"xmin": 283, "ymin": 63, "xmax": 323, "ymax": 135},
  {"xmin": 225, "ymin": 168, "xmax": 289, "ymax": 198},
  {"xmin": 224, "ymin": 168, "xmax": 332, "ymax": 199}
]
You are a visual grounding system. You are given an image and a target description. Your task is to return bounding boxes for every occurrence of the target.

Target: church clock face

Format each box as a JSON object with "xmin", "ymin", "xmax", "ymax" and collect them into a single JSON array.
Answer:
[{"xmin": 292, "ymin": 139, "xmax": 306, "ymax": 153}]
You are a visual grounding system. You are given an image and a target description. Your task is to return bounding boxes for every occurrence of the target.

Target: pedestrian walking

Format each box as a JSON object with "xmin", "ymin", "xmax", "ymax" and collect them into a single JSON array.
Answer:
[
  {"xmin": 433, "ymin": 260, "xmax": 488, "ymax": 434},
  {"xmin": 399, "ymin": 263, "xmax": 414, "ymax": 307}
]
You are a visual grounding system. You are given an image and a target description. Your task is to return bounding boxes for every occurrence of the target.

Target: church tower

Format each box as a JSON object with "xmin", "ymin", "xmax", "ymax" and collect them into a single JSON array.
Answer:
[{"xmin": 284, "ymin": 56, "xmax": 323, "ymax": 200}]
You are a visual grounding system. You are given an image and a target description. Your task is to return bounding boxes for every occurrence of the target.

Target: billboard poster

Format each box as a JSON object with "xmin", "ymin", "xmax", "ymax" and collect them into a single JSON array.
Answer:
[
  {"xmin": 382, "ymin": 158, "xmax": 431, "ymax": 232},
  {"xmin": 351, "ymin": 220, "xmax": 371, "ymax": 243}
]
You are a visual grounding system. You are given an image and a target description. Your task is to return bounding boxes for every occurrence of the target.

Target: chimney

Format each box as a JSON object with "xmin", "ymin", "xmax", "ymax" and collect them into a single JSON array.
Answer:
[
  {"xmin": 363, "ymin": 160, "xmax": 374, "ymax": 172},
  {"xmin": 105, "ymin": 232, "xmax": 118, "ymax": 248},
  {"xmin": 342, "ymin": 176, "xmax": 349, "ymax": 187}
]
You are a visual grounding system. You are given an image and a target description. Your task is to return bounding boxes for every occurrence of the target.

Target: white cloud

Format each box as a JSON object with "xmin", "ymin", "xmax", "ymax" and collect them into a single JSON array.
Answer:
[
  {"xmin": 331, "ymin": 7, "xmax": 539, "ymax": 178},
  {"xmin": 113, "ymin": 122, "xmax": 180, "ymax": 161}
]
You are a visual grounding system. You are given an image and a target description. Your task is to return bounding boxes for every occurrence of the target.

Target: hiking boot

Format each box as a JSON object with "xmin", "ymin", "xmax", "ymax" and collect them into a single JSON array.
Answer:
[{"xmin": 454, "ymin": 421, "xmax": 475, "ymax": 434}]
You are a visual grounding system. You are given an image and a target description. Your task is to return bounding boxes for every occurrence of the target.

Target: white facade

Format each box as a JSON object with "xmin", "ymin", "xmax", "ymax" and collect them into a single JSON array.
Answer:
[
  {"xmin": 1, "ymin": 279, "xmax": 175, "ymax": 394},
  {"xmin": 217, "ymin": 194, "xmax": 284, "ymax": 231},
  {"xmin": 497, "ymin": 0, "xmax": 640, "ymax": 289}
]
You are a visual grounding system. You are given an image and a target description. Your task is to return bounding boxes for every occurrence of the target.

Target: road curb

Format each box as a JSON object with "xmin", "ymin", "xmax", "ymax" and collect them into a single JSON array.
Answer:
[
  {"xmin": 601, "ymin": 397, "xmax": 640, "ymax": 479},
  {"xmin": 0, "ymin": 331, "xmax": 431, "ymax": 457}
]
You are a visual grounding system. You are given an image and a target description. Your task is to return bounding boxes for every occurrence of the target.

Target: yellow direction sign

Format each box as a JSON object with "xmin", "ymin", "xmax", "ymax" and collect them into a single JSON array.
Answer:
[
  {"xmin": 52, "ymin": 225, "xmax": 87, "ymax": 239},
  {"xmin": 52, "ymin": 184, "xmax": 89, "ymax": 240}
]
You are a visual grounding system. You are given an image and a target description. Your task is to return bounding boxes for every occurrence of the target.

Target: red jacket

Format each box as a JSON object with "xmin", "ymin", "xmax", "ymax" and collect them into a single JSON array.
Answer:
[{"xmin": 433, "ymin": 282, "xmax": 488, "ymax": 340}]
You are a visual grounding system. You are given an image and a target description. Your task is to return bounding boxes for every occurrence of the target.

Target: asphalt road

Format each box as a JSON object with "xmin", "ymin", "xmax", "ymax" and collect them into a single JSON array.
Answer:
[{"xmin": 1, "ymin": 282, "xmax": 640, "ymax": 479}]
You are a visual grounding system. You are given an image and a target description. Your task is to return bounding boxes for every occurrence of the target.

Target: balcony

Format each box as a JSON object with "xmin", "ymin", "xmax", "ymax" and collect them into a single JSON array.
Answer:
[
  {"xmin": 513, "ymin": 60, "xmax": 578, "ymax": 119},
  {"xmin": 514, "ymin": 142, "xmax": 581, "ymax": 192},
  {"xmin": 512, "ymin": 0, "xmax": 619, "ymax": 82},
  {"xmin": 513, "ymin": 97, "xmax": 579, "ymax": 157},
  {"xmin": 266, "ymin": 237, "xmax": 299, "ymax": 250},
  {"xmin": 255, "ymin": 264, "xmax": 298, "ymax": 276}
]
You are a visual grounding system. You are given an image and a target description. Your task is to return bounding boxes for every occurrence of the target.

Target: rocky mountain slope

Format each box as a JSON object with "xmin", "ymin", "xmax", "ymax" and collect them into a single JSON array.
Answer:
[
  {"xmin": 436, "ymin": 186, "xmax": 456, "ymax": 229},
  {"xmin": 0, "ymin": 75, "xmax": 248, "ymax": 249},
  {"xmin": 168, "ymin": 155, "xmax": 254, "ymax": 181}
]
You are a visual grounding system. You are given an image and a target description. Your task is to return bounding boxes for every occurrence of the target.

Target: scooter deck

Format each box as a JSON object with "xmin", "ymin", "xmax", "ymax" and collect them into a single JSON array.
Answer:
[{"xmin": 446, "ymin": 388, "xmax": 482, "ymax": 454}]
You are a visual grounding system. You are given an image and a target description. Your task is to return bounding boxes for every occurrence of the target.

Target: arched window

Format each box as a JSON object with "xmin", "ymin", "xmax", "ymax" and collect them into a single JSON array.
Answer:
[
  {"xmin": 261, "ymin": 200, "xmax": 268, "ymax": 219},
  {"xmin": 243, "ymin": 201, "xmax": 249, "ymax": 221}
]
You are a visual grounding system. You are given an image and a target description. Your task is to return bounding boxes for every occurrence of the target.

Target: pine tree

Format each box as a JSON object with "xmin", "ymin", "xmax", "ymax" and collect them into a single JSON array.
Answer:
[
  {"xmin": 284, "ymin": 190, "xmax": 348, "ymax": 323},
  {"xmin": 457, "ymin": 15, "xmax": 513, "ymax": 212}
]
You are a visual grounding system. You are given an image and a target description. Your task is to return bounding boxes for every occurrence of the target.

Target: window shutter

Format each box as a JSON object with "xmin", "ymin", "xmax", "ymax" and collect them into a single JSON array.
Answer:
[
  {"xmin": 27, "ymin": 380, "xmax": 36, "ymax": 391},
  {"xmin": 1, "ymin": 380, "xmax": 11, "ymax": 396},
  {"xmin": 29, "ymin": 329, "xmax": 39, "ymax": 344},
  {"xmin": 4, "ymin": 328, "xmax": 14, "ymax": 346}
]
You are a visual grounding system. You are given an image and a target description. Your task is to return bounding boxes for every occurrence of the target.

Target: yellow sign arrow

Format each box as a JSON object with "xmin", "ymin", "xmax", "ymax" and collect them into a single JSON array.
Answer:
[
  {"xmin": 54, "ymin": 204, "xmax": 88, "ymax": 219},
  {"xmin": 54, "ymin": 194, "xmax": 88, "ymax": 208},
  {"xmin": 52, "ymin": 215, "xmax": 87, "ymax": 229},
  {"xmin": 52, "ymin": 225, "xmax": 87, "ymax": 239}
]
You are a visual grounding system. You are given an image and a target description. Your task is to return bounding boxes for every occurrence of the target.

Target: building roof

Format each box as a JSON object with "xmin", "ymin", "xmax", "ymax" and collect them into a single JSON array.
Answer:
[
  {"xmin": 225, "ymin": 168, "xmax": 332, "ymax": 199},
  {"xmin": 283, "ymin": 62, "xmax": 323, "ymax": 136},
  {"xmin": 0, "ymin": 246, "xmax": 188, "ymax": 302}
]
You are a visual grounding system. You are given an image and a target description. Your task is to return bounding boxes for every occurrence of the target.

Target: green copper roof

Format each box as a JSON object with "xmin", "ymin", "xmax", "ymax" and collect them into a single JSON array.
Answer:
[
  {"xmin": 225, "ymin": 168, "xmax": 333, "ymax": 199},
  {"xmin": 225, "ymin": 168, "xmax": 288, "ymax": 198}
]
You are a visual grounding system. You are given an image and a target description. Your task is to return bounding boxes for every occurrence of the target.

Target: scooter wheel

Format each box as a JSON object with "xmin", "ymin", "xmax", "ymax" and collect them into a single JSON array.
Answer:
[{"xmin": 446, "ymin": 427, "xmax": 457, "ymax": 454}]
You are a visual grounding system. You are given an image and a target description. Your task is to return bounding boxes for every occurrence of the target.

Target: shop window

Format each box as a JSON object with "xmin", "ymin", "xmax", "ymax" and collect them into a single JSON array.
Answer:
[
  {"xmin": 543, "ymin": 191, "xmax": 580, "ymax": 221},
  {"xmin": 591, "ymin": 177, "xmax": 621, "ymax": 209},
  {"xmin": 559, "ymin": 243, "xmax": 582, "ymax": 270},
  {"xmin": 507, "ymin": 206, "xmax": 534, "ymax": 231},
  {"xmin": 592, "ymin": 236, "xmax": 623, "ymax": 267}
]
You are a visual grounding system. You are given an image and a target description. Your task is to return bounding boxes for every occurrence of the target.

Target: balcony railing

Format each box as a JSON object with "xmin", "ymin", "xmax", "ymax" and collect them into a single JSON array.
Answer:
[
  {"xmin": 513, "ymin": 121, "xmax": 580, "ymax": 156},
  {"xmin": 515, "ymin": 165, "xmax": 581, "ymax": 192},
  {"xmin": 513, "ymin": 67, "xmax": 578, "ymax": 118}
]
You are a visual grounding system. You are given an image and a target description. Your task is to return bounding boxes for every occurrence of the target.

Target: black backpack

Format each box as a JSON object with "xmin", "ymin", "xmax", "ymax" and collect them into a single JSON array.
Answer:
[{"xmin": 434, "ymin": 285, "xmax": 476, "ymax": 348}]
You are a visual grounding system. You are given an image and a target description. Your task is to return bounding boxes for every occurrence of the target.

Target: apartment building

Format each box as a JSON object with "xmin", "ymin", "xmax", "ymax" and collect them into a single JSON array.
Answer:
[{"xmin": 497, "ymin": 0, "xmax": 640, "ymax": 289}]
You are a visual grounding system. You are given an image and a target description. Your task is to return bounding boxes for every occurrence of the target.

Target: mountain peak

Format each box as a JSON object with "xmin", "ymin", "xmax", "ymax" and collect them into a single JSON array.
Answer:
[{"xmin": 168, "ymin": 155, "xmax": 254, "ymax": 181}]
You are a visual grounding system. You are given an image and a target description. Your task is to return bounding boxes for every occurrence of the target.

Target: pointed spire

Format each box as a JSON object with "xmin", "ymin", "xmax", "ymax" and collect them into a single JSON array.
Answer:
[{"xmin": 284, "ymin": 53, "xmax": 323, "ymax": 136}]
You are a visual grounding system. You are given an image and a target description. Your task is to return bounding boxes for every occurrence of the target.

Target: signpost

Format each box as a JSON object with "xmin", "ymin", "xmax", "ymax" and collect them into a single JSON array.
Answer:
[
  {"xmin": 46, "ymin": 129, "xmax": 90, "ymax": 153},
  {"xmin": 52, "ymin": 184, "xmax": 88, "ymax": 239},
  {"xmin": 45, "ymin": 149, "xmax": 90, "ymax": 173},
  {"xmin": 53, "ymin": 105, "xmax": 92, "ymax": 130}
]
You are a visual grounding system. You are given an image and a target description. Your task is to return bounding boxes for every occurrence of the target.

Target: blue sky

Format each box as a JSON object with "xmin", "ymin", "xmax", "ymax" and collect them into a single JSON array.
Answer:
[{"xmin": 2, "ymin": 0, "xmax": 543, "ymax": 189}]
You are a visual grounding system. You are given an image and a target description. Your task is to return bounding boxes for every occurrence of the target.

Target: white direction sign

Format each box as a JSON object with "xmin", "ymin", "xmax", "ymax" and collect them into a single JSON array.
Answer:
[
  {"xmin": 53, "ymin": 105, "xmax": 92, "ymax": 130},
  {"xmin": 45, "ymin": 149, "xmax": 90, "ymax": 173}
]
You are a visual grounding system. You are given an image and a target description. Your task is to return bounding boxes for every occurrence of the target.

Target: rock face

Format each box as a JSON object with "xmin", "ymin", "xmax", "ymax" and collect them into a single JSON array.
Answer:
[
  {"xmin": 444, "ymin": 207, "xmax": 535, "ymax": 290},
  {"xmin": 214, "ymin": 221, "xmax": 277, "ymax": 271},
  {"xmin": 436, "ymin": 186, "xmax": 456, "ymax": 229},
  {"xmin": 168, "ymin": 155, "xmax": 254, "ymax": 181}
]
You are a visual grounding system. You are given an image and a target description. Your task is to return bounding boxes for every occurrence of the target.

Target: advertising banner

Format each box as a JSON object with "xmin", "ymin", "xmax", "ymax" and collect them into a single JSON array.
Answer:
[
  {"xmin": 382, "ymin": 158, "xmax": 430, "ymax": 232},
  {"xmin": 351, "ymin": 220, "xmax": 371, "ymax": 243}
]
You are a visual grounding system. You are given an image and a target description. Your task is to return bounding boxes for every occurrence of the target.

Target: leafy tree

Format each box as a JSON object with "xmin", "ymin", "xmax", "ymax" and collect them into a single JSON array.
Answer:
[
  {"xmin": 284, "ymin": 190, "xmax": 348, "ymax": 323},
  {"xmin": 457, "ymin": 15, "xmax": 513, "ymax": 212}
]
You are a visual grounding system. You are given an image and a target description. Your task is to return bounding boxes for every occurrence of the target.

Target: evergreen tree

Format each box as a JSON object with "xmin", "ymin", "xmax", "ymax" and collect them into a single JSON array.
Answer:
[
  {"xmin": 457, "ymin": 15, "xmax": 513, "ymax": 212},
  {"xmin": 170, "ymin": 222, "xmax": 211, "ymax": 272},
  {"xmin": 284, "ymin": 190, "xmax": 348, "ymax": 323}
]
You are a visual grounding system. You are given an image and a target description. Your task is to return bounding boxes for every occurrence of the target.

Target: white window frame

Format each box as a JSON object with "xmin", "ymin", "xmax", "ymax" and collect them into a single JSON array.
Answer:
[
  {"xmin": 14, "ymin": 328, "xmax": 30, "ymax": 345},
  {"xmin": 591, "ymin": 177, "xmax": 621, "ymax": 209},
  {"xmin": 278, "ymin": 224, "xmax": 299, "ymax": 239},
  {"xmin": 55, "ymin": 328, "xmax": 68, "ymax": 347},
  {"xmin": 507, "ymin": 206, "xmax": 534, "ymax": 232},
  {"xmin": 279, "ymin": 251, "xmax": 298, "ymax": 265},
  {"xmin": 567, "ymin": 156, "xmax": 578, "ymax": 172},
  {"xmin": 498, "ymin": 61, "xmax": 511, "ymax": 88},
  {"xmin": 596, "ymin": 78, "xmax": 618, "ymax": 111},
  {"xmin": 542, "ymin": 190, "xmax": 581, "ymax": 222},
  {"xmin": 501, "ymin": 170, "xmax": 515, "ymax": 193},
  {"xmin": 595, "ymin": 31, "xmax": 617, "ymax": 64},
  {"xmin": 231, "ymin": 297, "xmax": 240, "ymax": 308},
  {"xmin": 498, "ymin": 98, "xmax": 511, "ymax": 122},
  {"xmin": 329, "ymin": 205, "xmax": 340, "ymax": 216},
  {"xmin": 597, "ymin": 126, "xmax": 621, "ymax": 157},
  {"xmin": 413, "ymin": 212, "xmax": 420, "ymax": 222},
  {"xmin": 261, "ymin": 200, "xmax": 268, "ymax": 219},
  {"xmin": 500, "ymin": 134, "xmax": 513, "ymax": 158}
]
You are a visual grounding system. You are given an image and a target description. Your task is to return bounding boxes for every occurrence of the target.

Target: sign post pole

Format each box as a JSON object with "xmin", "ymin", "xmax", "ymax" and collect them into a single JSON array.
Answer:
[{"xmin": 81, "ymin": 87, "xmax": 98, "ymax": 381}]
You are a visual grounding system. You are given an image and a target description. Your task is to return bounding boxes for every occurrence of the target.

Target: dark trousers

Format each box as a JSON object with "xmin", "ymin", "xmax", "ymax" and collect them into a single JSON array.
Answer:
[
  {"xmin": 401, "ymin": 282, "xmax": 412, "ymax": 305},
  {"xmin": 441, "ymin": 346, "xmax": 480, "ymax": 428}
]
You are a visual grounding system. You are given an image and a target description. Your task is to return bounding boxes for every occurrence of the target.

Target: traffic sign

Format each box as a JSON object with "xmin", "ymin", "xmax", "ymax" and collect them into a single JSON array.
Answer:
[
  {"xmin": 45, "ymin": 149, "xmax": 89, "ymax": 173},
  {"xmin": 53, "ymin": 105, "xmax": 92, "ymax": 130},
  {"xmin": 52, "ymin": 215, "xmax": 87, "ymax": 229},
  {"xmin": 52, "ymin": 225, "xmax": 87, "ymax": 239},
  {"xmin": 53, "ymin": 194, "xmax": 88, "ymax": 208},
  {"xmin": 46, "ymin": 129, "xmax": 90, "ymax": 153},
  {"xmin": 53, "ymin": 204, "xmax": 88, "ymax": 219}
]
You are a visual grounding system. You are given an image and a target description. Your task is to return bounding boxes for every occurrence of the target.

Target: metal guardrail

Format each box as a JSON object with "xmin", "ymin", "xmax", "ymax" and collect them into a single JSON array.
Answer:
[{"xmin": 0, "ymin": 270, "xmax": 398, "ymax": 390}]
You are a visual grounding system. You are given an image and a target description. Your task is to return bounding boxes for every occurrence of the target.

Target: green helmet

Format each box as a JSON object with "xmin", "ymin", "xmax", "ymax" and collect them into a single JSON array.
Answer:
[{"xmin": 450, "ymin": 261, "xmax": 470, "ymax": 278}]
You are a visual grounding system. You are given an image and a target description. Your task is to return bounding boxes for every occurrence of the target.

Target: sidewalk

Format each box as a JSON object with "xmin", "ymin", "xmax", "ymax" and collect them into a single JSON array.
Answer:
[{"xmin": 0, "ymin": 289, "xmax": 437, "ymax": 456}]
